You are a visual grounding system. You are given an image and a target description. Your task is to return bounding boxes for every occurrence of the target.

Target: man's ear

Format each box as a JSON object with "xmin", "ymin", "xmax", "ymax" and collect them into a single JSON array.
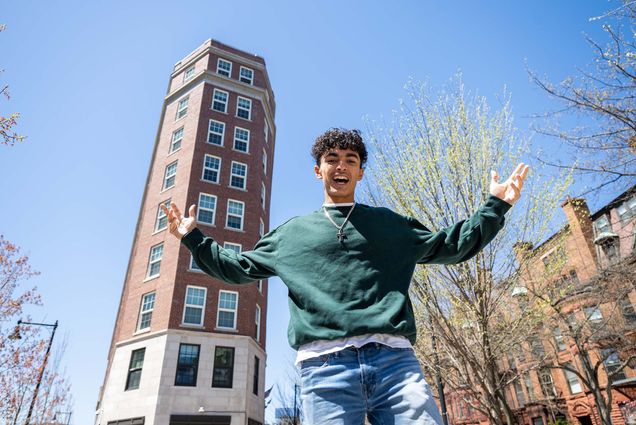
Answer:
[
  {"xmin": 357, "ymin": 167, "xmax": 365, "ymax": 181},
  {"xmin": 314, "ymin": 164, "xmax": 322, "ymax": 179}
]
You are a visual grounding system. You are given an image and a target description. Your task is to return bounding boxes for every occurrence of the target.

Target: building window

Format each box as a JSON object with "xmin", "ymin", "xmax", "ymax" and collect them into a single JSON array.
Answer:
[
  {"xmin": 513, "ymin": 378, "xmax": 525, "ymax": 407},
  {"xmin": 264, "ymin": 121, "xmax": 269, "ymax": 144},
  {"xmin": 197, "ymin": 193, "xmax": 217, "ymax": 225},
  {"xmin": 262, "ymin": 148, "xmax": 267, "ymax": 174},
  {"xmin": 595, "ymin": 215, "xmax": 612, "ymax": 235},
  {"xmin": 620, "ymin": 298, "xmax": 636, "ymax": 324},
  {"xmin": 155, "ymin": 200, "xmax": 171, "ymax": 232},
  {"xmin": 261, "ymin": 183, "xmax": 266, "ymax": 209},
  {"xmin": 190, "ymin": 255, "xmax": 202, "ymax": 272},
  {"xmin": 236, "ymin": 97, "xmax": 252, "ymax": 120},
  {"xmin": 176, "ymin": 96, "xmax": 189, "ymax": 120},
  {"xmin": 255, "ymin": 305, "xmax": 261, "ymax": 342},
  {"xmin": 223, "ymin": 242, "xmax": 242, "ymax": 254},
  {"xmin": 532, "ymin": 417, "xmax": 544, "ymax": 425},
  {"xmin": 163, "ymin": 161, "xmax": 178, "ymax": 190},
  {"xmin": 538, "ymin": 368, "xmax": 557, "ymax": 398},
  {"xmin": 125, "ymin": 348, "xmax": 145, "ymax": 391},
  {"xmin": 602, "ymin": 348, "xmax": 627, "ymax": 382},
  {"xmin": 259, "ymin": 218, "xmax": 265, "ymax": 237},
  {"xmin": 183, "ymin": 65, "xmax": 195, "ymax": 82},
  {"xmin": 226, "ymin": 200, "xmax": 244, "ymax": 230},
  {"xmin": 217, "ymin": 58, "xmax": 232, "ymax": 77},
  {"xmin": 553, "ymin": 327, "xmax": 567, "ymax": 351},
  {"xmin": 585, "ymin": 306, "xmax": 603, "ymax": 331},
  {"xmin": 617, "ymin": 197, "xmax": 636, "ymax": 224},
  {"xmin": 212, "ymin": 346, "xmax": 234, "ymax": 388},
  {"xmin": 202, "ymin": 155, "xmax": 221, "ymax": 184},
  {"xmin": 212, "ymin": 89, "xmax": 228, "ymax": 113},
  {"xmin": 564, "ymin": 364, "xmax": 582, "ymax": 394},
  {"xmin": 217, "ymin": 291, "xmax": 238, "ymax": 329},
  {"xmin": 230, "ymin": 161, "xmax": 247, "ymax": 189},
  {"xmin": 524, "ymin": 372, "xmax": 535, "ymax": 401},
  {"xmin": 175, "ymin": 344, "xmax": 199, "ymax": 386},
  {"xmin": 137, "ymin": 292, "xmax": 155, "ymax": 331},
  {"xmin": 183, "ymin": 286, "xmax": 206, "ymax": 326},
  {"xmin": 207, "ymin": 120, "xmax": 225, "ymax": 146},
  {"xmin": 529, "ymin": 336, "xmax": 545, "ymax": 358},
  {"xmin": 602, "ymin": 239, "xmax": 620, "ymax": 263},
  {"xmin": 233, "ymin": 127, "xmax": 250, "ymax": 152},
  {"xmin": 170, "ymin": 127, "xmax": 184, "ymax": 153},
  {"xmin": 257, "ymin": 280, "xmax": 263, "ymax": 293},
  {"xmin": 239, "ymin": 66, "xmax": 254, "ymax": 85},
  {"xmin": 253, "ymin": 356, "xmax": 260, "ymax": 395},
  {"xmin": 147, "ymin": 243, "xmax": 163, "ymax": 278}
]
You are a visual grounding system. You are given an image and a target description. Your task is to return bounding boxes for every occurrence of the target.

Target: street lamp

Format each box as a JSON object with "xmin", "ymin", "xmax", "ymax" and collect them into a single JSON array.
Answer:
[{"xmin": 9, "ymin": 319, "xmax": 59, "ymax": 425}]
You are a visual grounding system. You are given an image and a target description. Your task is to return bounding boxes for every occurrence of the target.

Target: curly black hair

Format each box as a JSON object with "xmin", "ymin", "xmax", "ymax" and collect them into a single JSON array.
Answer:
[{"xmin": 311, "ymin": 128, "xmax": 368, "ymax": 167}]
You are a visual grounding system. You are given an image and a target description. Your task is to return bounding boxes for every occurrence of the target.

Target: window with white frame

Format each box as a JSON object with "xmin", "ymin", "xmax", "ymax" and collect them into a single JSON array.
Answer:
[
  {"xmin": 617, "ymin": 197, "xmax": 636, "ymax": 224},
  {"xmin": 207, "ymin": 120, "xmax": 225, "ymax": 146},
  {"xmin": 595, "ymin": 215, "xmax": 611, "ymax": 235},
  {"xmin": 217, "ymin": 291, "xmax": 238, "ymax": 329},
  {"xmin": 147, "ymin": 243, "xmax": 163, "ymax": 278},
  {"xmin": 190, "ymin": 255, "xmax": 202, "ymax": 272},
  {"xmin": 264, "ymin": 121, "xmax": 269, "ymax": 144},
  {"xmin": 563, "ymin": 364, "xmax": 582, "ymax": 394},
  {"xmin": 182, "ymin": 286, "xmax": 206, "ymax": 326},
  {"xmin": 137, "ymin": 292, "xmax": 156, "ymax": 331},
  {"xmin": 236, "ymin": 97, "xmax": 251, "ymax": 120},
  {"xmin": 170, "ymin": 127, "xmax": 184, "ymax": 153},
  {"xmin": 261, "ymin": 182, "xmax": 266, "ymax": 209},
  {"xmin": 176, "ymin": 96, "xmax": 189, "ymax": 120},
  {"xmin": 259, "ymin": 218, "xmax": 265, "ymax": 237},
  {"xmin": 202, "ymin": 155, "xmax": 221, "ymax": 184},
  {"xmin": 255, "ymin": 304, "xmax": 261, "ymax": 341},
  {"xmin": 552, "ymin": 327, "xmax": 567, "ymax": 351},
  {"xmin": 125, "ymin": 348, "xmax": 146, "ymax": 391},
  {"xmin": 257, "ymin": 280, "xmax": 263, "ymax": 293},
  {"xmin": 155, "ymin": 199, "xmax": 171, "ymax": 232},
  {"xmin": 183, "ymin": 65, "xmax": 195, "ymax": 82},
  {"xmin": 163, "ymin": 161, "xmax": 178, "ymax": 190},
  {"xmin": 239, "ymin": 66, "xmax": 253, "ymax": 85},
  {"xmin": 226, "ymin": 200, "xmax": 244, "ymax": 230},
  {"xmin": 585, "ymin": 306, "xmax": 604, "ymax": 330},
  {"xmin": 197, "ymin": 193, "xmax": 217, "ymax": 225},
  {"xmin": 212, "ymin": 89, "xmax": 228, "ymax": 113},
  {"xmin": 223, "ymin": 242, "xmax": 242, "ymax": 254},
  {"xmin": 230, "ymin": 161, "xmax": 247, "ymax": 189},
  {"xmin": 233, "ymin": 127, "xmax": 250, "ymax": 152},
  {"xmin": 217, "ymin": 58, "xmax": 232, "ymax": 77},
  {"xmin": 262, "ymin": 148, "xmax": 267, "ymax": 174}
]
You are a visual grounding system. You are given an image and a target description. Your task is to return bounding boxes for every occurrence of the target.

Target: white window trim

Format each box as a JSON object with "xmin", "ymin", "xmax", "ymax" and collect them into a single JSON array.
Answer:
[
  {"xmin": 226, "ymin": 199, "xmax": 245, "ymax": 231},
  {"xmin": 239, "ymin": 66, "xmax": 254, "ymax": 85},
  {"xmin": 255, "ymin": 304, "xmax": 261, "ymax": 342},
  {"xmin": 264, "ymin": 121, "xmax": 269, "ymax": 144},
  {"xmin": 189, "ymin": 255, "xmax": 204, "ymax": 273},
  {"xmin": 202, "ymin": 154, "xmax": 222, "ymax": 184},
  {"xmin": 217, "ymin": 58, "xmax": 232, "ymax": 77},
  {"xmin": 212, "ymin": 88, "xmax": 229, "ymax": 113},
  {"xmin": 257, "ymin": 280, "xmax": 263, "ymax": 293},
  {"xmin": 223, "ymin": 242, "xmax": 242, "ymax": 253},
  {"xmin": 183, "ymin": 65, "xmax": 195, "ymax": 82},
  {"xmin": 182, "ymin": 285, "xmax": 207, "ymax": 327},
  {"xmin": 137, "ymin": 292, "xmax": 156, "ymax": 331},
  {"xmin": 236, "ymin": 96, "xmax": 252, "ymax": 120},
  {"xmin": 163, "ymin": 161, "xmax": 178, "ymax": 191},
  {"xmin": 217, "ymin": 290, "xmax": 239, "ymax": 330},
  {"xmin": 154, "ymin": 199, "xmax": 171, "ymax": 233},
  {"xmin": 170, "ymin": 127, "xmax": 184, "ymax": 153},
  {"xmin": 207, "ymin": 119, "xmax": 226, "ymax": 146},
  {"xmin": 262, "ymin": 148, "xmax": 267, "ymax": 175},
  {"xmin": 175, "ymin": 96, "xmax": 189, "ymax": 121},
  {"xmin": 197, "ymin": 192, "xmax": 217, "ymax": 226},
  {"xmin": 259, "ymin": 218, "xmax": 265, "ymax": 237},
  {"xmin": 229, "ymin": 161, "xmax": 248, "ymax": 190},
  {"xmin": 147, "ymin": 243, "xmax": 163, "ymax": 278},
  {"xmin": 233, "ymin": 126, "xmax": 250, "ymax": 153}
]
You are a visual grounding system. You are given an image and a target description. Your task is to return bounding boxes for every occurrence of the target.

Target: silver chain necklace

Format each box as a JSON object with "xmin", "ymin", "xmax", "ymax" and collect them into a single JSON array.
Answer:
[{"xmin": 322, "ymin": 203, "xmax": 356, "ymax": 242}]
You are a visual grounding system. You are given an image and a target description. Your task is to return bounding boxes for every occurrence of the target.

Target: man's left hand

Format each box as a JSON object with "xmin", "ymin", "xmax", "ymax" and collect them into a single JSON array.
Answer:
[{"xmin": 489, "ymin": 163, "xmax": 530, "ymax": 205}]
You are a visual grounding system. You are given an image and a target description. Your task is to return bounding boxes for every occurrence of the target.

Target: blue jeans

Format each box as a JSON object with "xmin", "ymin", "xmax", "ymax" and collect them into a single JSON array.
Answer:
[{"xmin": 298, "ymin": 343, "xmax": 443, "ymax": 425}]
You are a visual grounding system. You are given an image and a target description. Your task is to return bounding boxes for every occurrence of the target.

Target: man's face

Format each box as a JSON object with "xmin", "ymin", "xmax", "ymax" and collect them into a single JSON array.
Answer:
[{"xmin": 314, "ymin": 148, "xmax": 364, "ymax": 203}]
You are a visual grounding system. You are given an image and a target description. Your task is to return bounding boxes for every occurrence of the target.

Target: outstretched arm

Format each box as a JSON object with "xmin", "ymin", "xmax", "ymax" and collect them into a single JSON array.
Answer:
[{"xmin": 489, "ymin": 162, "xmax": 529, "ymax": 205}]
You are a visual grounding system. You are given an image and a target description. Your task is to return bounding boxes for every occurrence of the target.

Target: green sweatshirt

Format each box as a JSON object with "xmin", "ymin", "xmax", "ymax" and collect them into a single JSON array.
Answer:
[{"xmin": 182, "ymin": 195, "xmax": 511, "ymax": 349}]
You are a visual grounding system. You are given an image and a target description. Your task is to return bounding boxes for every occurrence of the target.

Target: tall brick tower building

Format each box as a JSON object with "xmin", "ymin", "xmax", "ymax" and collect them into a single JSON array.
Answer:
[{"xmin": 96, "ymin": 40, "xmax": 275, "ymax": 425}]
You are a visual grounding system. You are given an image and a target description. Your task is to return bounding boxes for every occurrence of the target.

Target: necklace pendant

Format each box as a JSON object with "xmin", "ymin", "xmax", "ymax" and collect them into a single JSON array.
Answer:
[{"xmin": 337, "ymin": 229, "xmax": 347, "ymax": 243}]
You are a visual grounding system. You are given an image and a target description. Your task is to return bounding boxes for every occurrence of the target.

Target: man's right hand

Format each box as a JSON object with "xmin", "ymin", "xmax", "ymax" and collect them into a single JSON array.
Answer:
[{"xmin": 161, "ymin": 203, "xmax": 197, "ymax": 240}]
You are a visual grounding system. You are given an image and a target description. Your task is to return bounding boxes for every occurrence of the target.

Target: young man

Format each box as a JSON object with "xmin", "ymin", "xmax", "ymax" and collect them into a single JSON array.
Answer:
[{"xmin": 163, "ymin": 128, "xmax": 529, "ymax": 425}]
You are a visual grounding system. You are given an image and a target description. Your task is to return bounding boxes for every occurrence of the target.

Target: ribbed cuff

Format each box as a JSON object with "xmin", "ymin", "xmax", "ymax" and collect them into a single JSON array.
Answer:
[
  {"xmin": 485, "ymin": 194, "xmax": 513, "ymax": 216},
  {"xmin": 181, "ymin": 227, "xmax": 205, "ymax": 251}
]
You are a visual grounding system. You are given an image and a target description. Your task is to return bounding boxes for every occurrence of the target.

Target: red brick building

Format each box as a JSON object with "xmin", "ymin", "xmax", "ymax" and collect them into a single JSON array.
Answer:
[
  {"xmin": 95, "ymin": 39, "xmax": 276, "ymax": 425},
  {"xmin": 445, "ymin": 186, "xmax": 636, "ymax": 425}
]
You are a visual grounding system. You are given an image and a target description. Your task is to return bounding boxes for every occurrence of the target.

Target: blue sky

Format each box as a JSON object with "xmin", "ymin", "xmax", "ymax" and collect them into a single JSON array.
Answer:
[{"xmin": 1, "ymin": 1, "xmax": 616, "ymax": 423}]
